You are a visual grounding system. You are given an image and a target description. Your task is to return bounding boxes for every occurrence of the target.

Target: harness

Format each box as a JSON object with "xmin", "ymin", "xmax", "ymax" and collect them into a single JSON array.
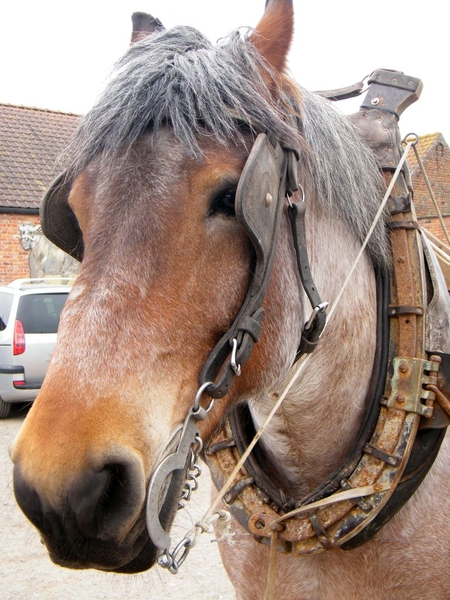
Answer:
[
  {"xmin": 40, "ymin": 69, "xmax": 450, "ymax": 561},
  {"xmin": 204, "ymin": 70, "xmax": 450, "ymax": 554}
]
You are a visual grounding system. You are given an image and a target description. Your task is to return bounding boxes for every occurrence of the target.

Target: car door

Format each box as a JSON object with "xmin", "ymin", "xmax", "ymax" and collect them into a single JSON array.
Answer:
[{"xmin": 16, "ymin": 292, "xmax": 69, "ymax": 385}]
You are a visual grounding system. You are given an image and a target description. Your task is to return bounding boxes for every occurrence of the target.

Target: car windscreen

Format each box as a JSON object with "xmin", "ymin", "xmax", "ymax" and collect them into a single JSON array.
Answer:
[
  {"xmin": 17, "ymin": 293, "xmax": 69, "ymax": 334},
  {"xmin": 0, "ymin": 292, "xmax": 14, "ymax": 331}
]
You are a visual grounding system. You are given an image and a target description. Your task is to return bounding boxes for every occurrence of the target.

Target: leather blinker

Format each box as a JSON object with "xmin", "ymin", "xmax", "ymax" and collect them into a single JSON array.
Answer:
[
  {"xmin": 235, "ymin": 133, "xmax": 285, "ymax": 275},
  {"xmin": 40, "ymin": 172, "xmax": 84, "ymax": 262},
  {"xmin": 200, "ymin": 133, "xmax": 289, "ymax": 398}
]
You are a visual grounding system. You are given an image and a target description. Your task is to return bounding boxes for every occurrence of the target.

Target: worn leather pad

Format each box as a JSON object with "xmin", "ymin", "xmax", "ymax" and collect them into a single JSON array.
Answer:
[{"xmin": 235, "ymin": 133, "xmax": 284, "ymax": 293}]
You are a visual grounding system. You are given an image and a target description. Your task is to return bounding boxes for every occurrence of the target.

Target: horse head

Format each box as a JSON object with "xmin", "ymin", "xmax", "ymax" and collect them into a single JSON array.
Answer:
[
  {"xmin": 11, "ymin": 0, "xmax": 394, "ymax": 589},
  {"xmin": 11, "ymin": 0, "xmax": 310, "ymax": 572}
]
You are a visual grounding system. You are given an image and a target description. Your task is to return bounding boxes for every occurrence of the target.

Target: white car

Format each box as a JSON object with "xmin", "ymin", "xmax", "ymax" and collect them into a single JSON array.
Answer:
[{"xmin": 0, "ymin": 278, "xmax": 73, "ymax": 418}]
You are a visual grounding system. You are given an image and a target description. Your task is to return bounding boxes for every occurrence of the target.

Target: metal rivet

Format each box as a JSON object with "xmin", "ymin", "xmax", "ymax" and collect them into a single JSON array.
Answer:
[
  {"xmin": 371, "ymin": 98, "xmax": 380, "ymax": 106},
  {"xmin": 399, "ymin": 363, "xmax": 408, "ymax": 373},
  {"xmin": 265, "ymin": 193, "xmax": 273, "ymax": 207}
]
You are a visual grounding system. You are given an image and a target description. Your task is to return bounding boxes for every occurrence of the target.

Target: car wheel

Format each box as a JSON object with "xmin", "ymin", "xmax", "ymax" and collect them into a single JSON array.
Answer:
[{"xmin": 0, "ymin": 397, "xmax": 11, "ymax": 419}]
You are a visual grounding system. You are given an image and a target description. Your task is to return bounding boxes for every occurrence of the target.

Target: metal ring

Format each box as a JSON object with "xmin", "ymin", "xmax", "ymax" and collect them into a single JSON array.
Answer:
[
  {"xmin": 193, "ymin": 381, "xmax": 214, "ymax": 412},
  {"xmin": 403, "ymin": 132, "xmax": 419, "ymax": 146},
  {"xmin": 169, "ymin": 537, "xmax": 193, "ymax": 574},
  {"xmin": 194, "ymin": 434, "xmax": 204, "ymax": 453},
  {"xmin": 286, "ymin": 183, "xmax": 305, "ymax": 206},
  {"xmin": 298, "ymin": 183, "xmax": 305, "ymax": 203},
  {"xmin": 305, "ymin": 301, "xmax": 329, "ymax": 331}
]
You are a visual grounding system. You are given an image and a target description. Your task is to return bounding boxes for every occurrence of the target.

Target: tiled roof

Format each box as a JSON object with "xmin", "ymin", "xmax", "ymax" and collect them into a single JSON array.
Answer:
[
  {"xmin": 0, "ymin": 104, "xmax": 445, "ymax": 214},
  {"xmin": 0, "ymin": 103, "xmax": 79, "ymax": 212},
  {"xmin": 406, "ymin": 132, "xmax": 446, "ymax": 174}
]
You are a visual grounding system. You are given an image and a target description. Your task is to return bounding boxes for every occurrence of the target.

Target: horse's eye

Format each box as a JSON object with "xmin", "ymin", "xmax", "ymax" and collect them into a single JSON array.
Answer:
[{"xmin": 209, "ymin": 187, "xmax": 236, "ymax": 217}]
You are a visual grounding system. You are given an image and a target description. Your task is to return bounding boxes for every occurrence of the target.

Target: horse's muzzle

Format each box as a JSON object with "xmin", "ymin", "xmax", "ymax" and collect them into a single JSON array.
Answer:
[{"xmin": 12, "ymin": 458, "xmax": 162, "ymax": 573}]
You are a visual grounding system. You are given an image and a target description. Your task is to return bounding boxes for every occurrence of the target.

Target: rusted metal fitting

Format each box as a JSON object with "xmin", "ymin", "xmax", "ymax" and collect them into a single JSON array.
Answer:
[{"xmin": 383, "ymin": 356, "xmax": 439, "ymax": 418}]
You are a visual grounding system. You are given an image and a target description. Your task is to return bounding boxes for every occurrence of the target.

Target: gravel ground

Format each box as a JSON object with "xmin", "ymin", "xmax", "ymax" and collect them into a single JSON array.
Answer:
[{"xmin": 1, "ymin": 404, "xmax": 235, "ymax": 600}]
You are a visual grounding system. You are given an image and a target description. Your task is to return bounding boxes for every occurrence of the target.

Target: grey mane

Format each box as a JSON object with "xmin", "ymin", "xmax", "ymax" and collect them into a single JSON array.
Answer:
[{"xmin": 64, "ymin": 25, "xmax": 387, "ymax": 262}]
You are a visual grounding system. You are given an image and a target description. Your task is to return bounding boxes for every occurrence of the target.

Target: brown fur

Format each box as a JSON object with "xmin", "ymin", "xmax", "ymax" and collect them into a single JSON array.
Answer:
[
  {"xmin": 250, "ymin": 0, "xmax": 294, "ymax": 75},
  {"xmin": 11, "ymin": 2, "xmax": 450, "ymax": 597}
]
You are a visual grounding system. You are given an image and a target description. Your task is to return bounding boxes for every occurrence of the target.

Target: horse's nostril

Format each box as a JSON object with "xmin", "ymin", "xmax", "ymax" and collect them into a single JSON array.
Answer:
[
  {"xmin": 97, "ymin": 464, "xmax": 128, "ymax": 515},
  {"xmin": 69, "ymin": 461, "xmax": 145, "ymax": 540},
  {"xmin": 68, "ymin": 465, "xmax": 120, "ymax": 537}
]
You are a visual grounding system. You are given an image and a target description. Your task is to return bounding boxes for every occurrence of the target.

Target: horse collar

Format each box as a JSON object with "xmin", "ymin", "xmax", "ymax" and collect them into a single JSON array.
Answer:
[{"xmin": 204, "ymin": 102, "xmax": 450, "ymax": 555}]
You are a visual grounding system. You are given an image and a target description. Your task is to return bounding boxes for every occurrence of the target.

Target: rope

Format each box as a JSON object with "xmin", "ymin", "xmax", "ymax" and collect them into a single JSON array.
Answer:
[
  {"xmin": 410, "ymin": 136, "xmax": 450, "ymax": 246},
  {"xmin": 264, "ymin": 531, "xmax": 279, "ymax": 600}
]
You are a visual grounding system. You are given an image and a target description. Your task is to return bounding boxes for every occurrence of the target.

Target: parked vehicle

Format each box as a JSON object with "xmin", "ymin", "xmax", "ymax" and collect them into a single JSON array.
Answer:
[{"xmin": 0, "ymin": 278, "xmax": 73, "ymax": 418}]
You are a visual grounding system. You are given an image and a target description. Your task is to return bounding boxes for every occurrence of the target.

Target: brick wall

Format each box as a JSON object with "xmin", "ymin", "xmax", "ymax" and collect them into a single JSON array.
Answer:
[
  {"xmin": 0, "ymin": 213, "xmax": 39, "ymax": 285},
  {"xmin": 412, "ymin": 137, "xmax": 450, "ymax": 245}
]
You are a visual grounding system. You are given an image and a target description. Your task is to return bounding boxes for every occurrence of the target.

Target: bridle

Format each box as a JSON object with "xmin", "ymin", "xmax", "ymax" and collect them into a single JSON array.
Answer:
[
  {"xmin": 40, "ymin": 124, "xmax": 328, "ymax": 570},
  {"xmin": 199, "ymin": 132, "xmax": 327, "ymax": 400},
  {"xmin": 204, "ymin": 70, "xmax": 450, "ymax": 557},
  {"xmin": 145, "ymin": 131, "xmax": 329, "ymax": 568}
]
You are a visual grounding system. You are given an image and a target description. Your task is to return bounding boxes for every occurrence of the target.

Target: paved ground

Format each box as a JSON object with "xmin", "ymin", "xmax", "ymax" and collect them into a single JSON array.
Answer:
[{"xmin": 0, "ymin": 404, "xmax": 235, "ymax": 599}]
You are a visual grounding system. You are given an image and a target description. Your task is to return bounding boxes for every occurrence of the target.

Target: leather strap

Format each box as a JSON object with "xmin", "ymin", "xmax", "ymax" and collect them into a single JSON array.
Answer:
[
  {"xmin": 288, "ymin": 201, "xmax": 327, "ymax": 356},
  {"xmin": 200, "ymin": 134, "xmax": 308, "ymax": 398},
  {"xmin": 201, "ymin": 135, "xmax": 326, "ymax": 397}
]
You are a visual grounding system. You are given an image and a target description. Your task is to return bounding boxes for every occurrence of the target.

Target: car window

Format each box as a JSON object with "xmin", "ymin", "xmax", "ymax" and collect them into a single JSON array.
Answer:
[
  {"xmin": 0, "ymin": 292, "xmax": 14, "ymax": 331},
  {"xmin": 17, "ymin": 293, "xmax": 69, "ymax": 334}
]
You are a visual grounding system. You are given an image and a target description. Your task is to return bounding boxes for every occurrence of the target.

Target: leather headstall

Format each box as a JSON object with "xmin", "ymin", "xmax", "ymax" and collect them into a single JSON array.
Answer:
[
  {"xmin": 204, "ymin": 70, "xmax": 450, "ymax": 555},
  {"xmin": 200, "ymin": 133, "xmax": 326, "ymax": 398}
]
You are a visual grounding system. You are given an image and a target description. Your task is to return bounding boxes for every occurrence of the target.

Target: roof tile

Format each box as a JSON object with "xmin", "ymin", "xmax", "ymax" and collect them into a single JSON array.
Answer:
[{"xmin": 0, "ymin": 103, "xmax": 79, "ymax": 211}]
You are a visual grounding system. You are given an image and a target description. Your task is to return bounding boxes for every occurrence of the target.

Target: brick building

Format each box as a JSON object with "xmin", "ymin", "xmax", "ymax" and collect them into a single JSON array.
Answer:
[
  {"xmin": 1, "ymin": 103, "xmax": 449, "ymax": 286},
  {"xmin": 407, "ymin": 132, "xmax": 450, "ymax": 243},
  {"xmin": 0, "ymin": 104, "xmax": 79, "ymax": 285}
]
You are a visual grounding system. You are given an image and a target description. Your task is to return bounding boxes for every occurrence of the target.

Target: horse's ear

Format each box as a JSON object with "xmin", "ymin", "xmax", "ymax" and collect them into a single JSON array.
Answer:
[
  {"xmin": 130, "ymin": 12, "xmax": 164, "ymax": 44},
  {"xmin": 250, "ymin": 0, "xmax": 294, "ymax": 74}
]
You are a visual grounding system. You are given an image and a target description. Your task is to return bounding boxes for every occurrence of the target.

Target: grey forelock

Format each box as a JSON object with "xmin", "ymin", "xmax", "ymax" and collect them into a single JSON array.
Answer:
[
  {"xmin": 63, "ymin": 26, "xmax": 303, "ymax": 175},
  {"xmin": 62, "ymin": 24, "xmax": 388, "ymax": 263}
]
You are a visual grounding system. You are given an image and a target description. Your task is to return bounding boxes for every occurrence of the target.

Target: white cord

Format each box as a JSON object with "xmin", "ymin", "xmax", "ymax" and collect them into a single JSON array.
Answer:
[{"xmin": 197, "ymin": 140, "xmax": 416, "ymax": 540}]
